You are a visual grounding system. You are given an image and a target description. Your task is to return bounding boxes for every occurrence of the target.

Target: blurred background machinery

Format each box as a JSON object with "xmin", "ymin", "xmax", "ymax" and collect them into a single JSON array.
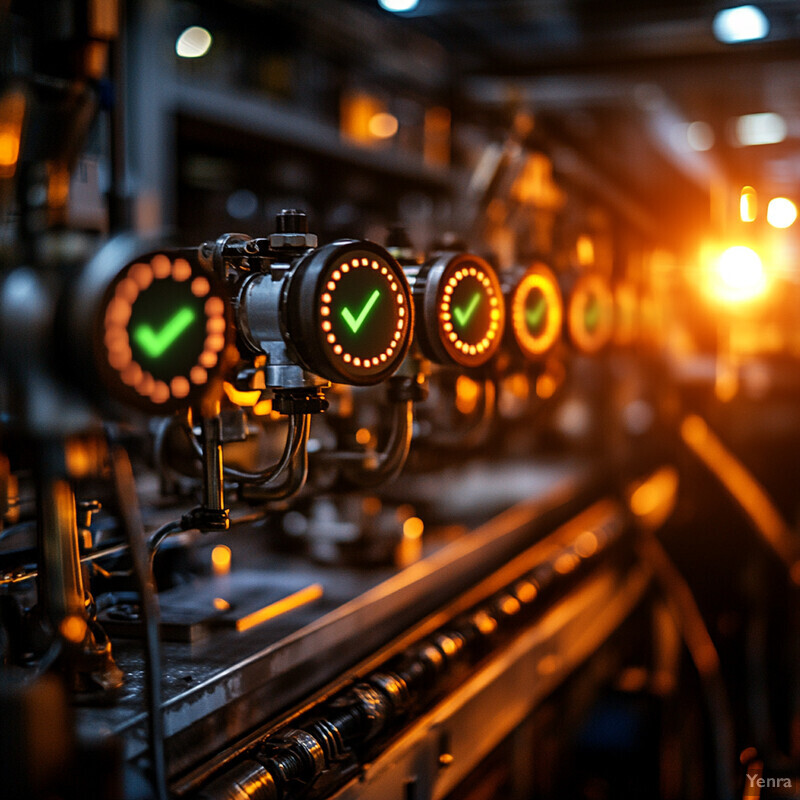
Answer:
[{"xmin": 1, "ymin": 1, "xmax": 800, "ymax": 799}]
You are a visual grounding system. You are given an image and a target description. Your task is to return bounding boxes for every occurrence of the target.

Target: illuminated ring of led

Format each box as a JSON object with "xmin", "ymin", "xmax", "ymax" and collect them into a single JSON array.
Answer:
[
  {"xmin": 511, "ymin": 265, "xmax": 563, "ymax": 358},
  {"xmin": 566, "ymin": 273, "xmax": 615, "ymax": 355},
  {"xmin": 102, "ymin": 254, "xmax": 227, "ymax": 407},
  {"xmin": 436, "ymin": 257, "xmax": 504, "ymax": 367},
  {"xmin": 318, "ymin": 255, "xmax": 407, "ymax": 372}
]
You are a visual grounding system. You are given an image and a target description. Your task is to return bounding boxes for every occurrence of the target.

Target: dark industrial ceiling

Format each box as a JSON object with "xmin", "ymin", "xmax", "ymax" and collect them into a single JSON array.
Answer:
[{"xmin": 343, "ymin": 0, "xmax": 800, "ymax": 231}]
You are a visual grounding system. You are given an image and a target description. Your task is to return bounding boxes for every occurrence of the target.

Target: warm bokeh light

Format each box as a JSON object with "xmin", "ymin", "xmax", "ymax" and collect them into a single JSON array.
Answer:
[
  {"xmin": 766, "ymin": 197, "xmax": 797, "ymax": 229},
  {"xmin": 403, "ymin": 516, "xmax": 424, "ymax": 539},
  {"xmin": 708, "ymin": 245, "xmax": 768, "ymax": 304},
  {"xmin": 713, "ymin": 5, "xmax": 769, "ymax": 44},
  {"xmin": 176, "ymin": 26, "xmax": 213, "ymax": 58},
  {"xmin": 211, "ymin": 544, "xmax": 232, "ymax": 576},
  {"xmin": 455, "ymin": 374, "xmax": 480, "ymax": 414},
  {"xmin": 368, "ymin": 112, "xmax": 399, "ymax": 139},
  {"xmin": 739, "ymin": 186, "xmax": 757, "ymax": 222}
]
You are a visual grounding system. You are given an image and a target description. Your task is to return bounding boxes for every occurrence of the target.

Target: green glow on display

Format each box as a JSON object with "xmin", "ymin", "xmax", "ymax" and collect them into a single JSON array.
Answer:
[
  {"xmin": 526, "ymin": 295, "xmax": 547, "ymax": 331},
  {"xmin": 584, "ymin": 294, "xmax": 599, "ymax": 333},
  {"xmin": 340, "ymin": 288, "xmax": 382, "ymax": 334},
  {"xmin": 453, "ymin": 291, "xmax": 481, "ymax": 328},
  {"xmin": 133, "ymin": 306, "xmax": 196, "ymax": 358}
]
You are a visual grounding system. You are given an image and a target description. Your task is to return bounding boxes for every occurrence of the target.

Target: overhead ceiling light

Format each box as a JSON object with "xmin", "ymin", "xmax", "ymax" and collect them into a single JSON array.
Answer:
[
  {"xmin": 734, "ymin": 112, "xmax": 787, "ymax": 146},
  {"xmin": 713, "ymin": 6, "xmax": 769, "ymax": 43},
  {"xmin": 767, "ymin": 197, "xmax": 797, "ymax": 229},
  {"xmin": 176, "ymin": 26, "xmax": 213, "ymax": 58},
  {"xmin": 378, "ymin": 0, "xmax": 420, "ymax": 12}
]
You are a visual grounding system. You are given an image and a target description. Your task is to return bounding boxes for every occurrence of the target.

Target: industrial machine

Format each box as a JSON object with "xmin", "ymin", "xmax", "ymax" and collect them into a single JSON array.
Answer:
[{"xmin": 2, "ymin": 2, "xmax": 800, "ymax": 800}]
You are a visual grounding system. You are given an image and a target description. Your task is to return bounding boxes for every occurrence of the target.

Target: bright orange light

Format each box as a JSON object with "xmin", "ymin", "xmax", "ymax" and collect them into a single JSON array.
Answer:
[
  {"xmin": 455, "ymin": 374, "xmax": 480, "ymax": 414},
  {"xmin": 368, "ymin": 112, "xmax": 398, "ymax": 139},
  {"xmin": 708, "ymin": 245, "xmax": 768, "ymax": 304},
  {"xmin": 211, "ymin": 544, "xmax": 232, "ymax": 576},
  {"xmin": 739, "ymin": 186, "xmax": 757, "ymax": 222},
  {"xmin": 403, "ymin": 516, "xmax": 424, "ymax": 539},
  {"xmin": 355, "ymin": 427, "xmax": 371, "ymax": 445},
  {"xmin": 767, "ymin": 197, "xmax": 797, "ymax": 229},
  {"xmin": 223, "ymin": 381, "xmax": 261, "ymax": 407},
  {"xmin": 576, "ymin": 235, "xmax": 594, "ymax": 268}
]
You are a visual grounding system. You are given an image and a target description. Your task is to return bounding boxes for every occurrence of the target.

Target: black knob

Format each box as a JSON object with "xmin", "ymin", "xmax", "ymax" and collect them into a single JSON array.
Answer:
[{"xmin": 275, "ymin": 209, "xmax": 308, "ymax": 234}]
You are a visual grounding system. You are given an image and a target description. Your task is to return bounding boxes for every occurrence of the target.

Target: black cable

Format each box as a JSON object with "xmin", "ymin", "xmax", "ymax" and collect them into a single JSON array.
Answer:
[
  {"xmin": 110, "ymin": 447, "xmax": 169, "ymax": 800},
  {"xmin": 240, "ymin": 415, "xmax": 311, "ymax": 501},
  {"xmin": 147, "ymin": 519, "xmax": 186, "ymax": 573},
  {"xmin": 186, "ymin": 414, "xmax": 305, "ymax": 485}
]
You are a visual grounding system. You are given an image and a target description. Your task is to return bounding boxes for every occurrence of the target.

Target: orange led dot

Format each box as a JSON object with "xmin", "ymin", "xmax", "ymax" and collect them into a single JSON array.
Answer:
[
  {"xmin": 363, "ymin": 358, "xmax": 372, "ymax": 367},
  {"xmin": 398, "ymin": 307, "xmax": 405, "ymax": 317},
  {"xmin": 477, "ymin": 343, "xmax": 485, "ymax": 353},
  {"xmin": 327, "ymin": 333, "xmax": 336, "ymax": 344},
  {"xmin": 482, "ymin": 278, "xmax": 491, "ymax": 288},
  {"xmin": 322, "ymin": 320, "xmax": 332, "ymax": 332},
  {"xmin": 190, "ymin": 366, "xmax": 207, "ymax": 385},
  {"xmin": 151, "ymin": 254, "xmax": 171, "ymax": 279},
  {"xmin": 333, "ymin": 270, "xmax": 341, "ymax": 280},
  {"xmin": 455, "ymin": 270, "xmax": 463, "ymax": 280},
  {"xmin": 443, "ymin": 322, "xmax": 453, "ymax": 332},
  {"xmin": 321, "ymin": 306, "xmax": 330, "ymax": 316},
  {"xmin": 380, "ymin": 353, "xmax": 387, "ymax": 362},
  {"xmin": 116, "ymin": 278, "xmax": 139, "ymax": 304},
  {"xmin": 371, "ymin": 262, "xmax": 378, "ymax": 270},
  {"xmin": 390, "ymin": 282, "xmax": 397, "ymax": 292},
  {"xmin": 381, "ymin": 266, "xmax": 388, "ymax": 275},
  {"xmin": 449, "ymin": 332, "xmax": 458, "ymax": 342},
  {"xmin": 491, "ymin": 309, "xmax": 500, "ymax": 320},
  {"xmin": 487, "ymin": 329, "xmax": 496, "ymax": 340},
  {"xmin": 333, "ymin": 344, "xmax": 343, "ymax": 355},
  {"xmin": 108, "ymin": 348, "xmax": 132, "ymax": 370},
  {"xmin": 137, "ymin": 373, "xmax": 155, "ymax": 396},
  {"xmin": 469, "ymin": 345, "xmax": 477, "ymax": 355},
  {"xmin": 130, "ymin": 262, "xmax": 154, "ymax": 290},
  {"xmin": 191, "ymin": 276, "xmax": 210, "ymax": 297},
  {"xmin": 171, "ymin": 376, "xmax": 190, "ymax": 398},
  {"xmin": 440, "ymin": 303, "xmax": 450, "ymax": 313},
  {"xmin": 199, "ymin": 350, "xmax": 218, "ymax": 368},
  {"xmin": 397, "ymin": 295, "xmax": 403, "ymax": 304},
  {"xmin": 150, "ymin": 381, "xmax": 170, "ymax": 403},
  {"xmin": 363, "ymin": 258, "xmax": 370, "ymax": 266},
  {"xmin": 353, "ymin": 357, "xmax": 361, "ymax": 367},
  {"xmin": 205, "ymin": 296, "xmax": 224, "ymax": 316},
  {"xmin": 351, "ymin": 259, "xmax": 359, "ymax": 267},
  {"xmin": 205, "ymin": 316, "xmax": 226, "ymax": 335},
  {"xmin": 343, "ymin": 353, "xmax": 352, "ymax": 363},
  {"xmin": 341, "ymin": 264, "xmax": 349, "ymax": 273},
  {"xmin": 322, "ymin": 293, "xmax": 331, "ymax": 303},
  {"xmin": 469, "ymin": 267, "xmax": 476, "ymax": 276},
  {"xmin": 172, "ymin": 258, "xmax": 192, "ymax": 282},
  {"xmin": 120, "ymin": 363, "xmax": 142, "ymax": 387},
  {"xmin": 490, "ymin": 296, "xmax": 498, "ymax": 306},
  {"xmin": 104, "ymin": 327, "xmax": 127, "ymax": 350},
  {"xmin": 327, "ymin": 281, "xmax": 336, "ymax": 291},
  {"xmin": 106, "ymin": 297, "xmax": 132, "ymax": 326},
  {"xmin": 205, "ymin": 334, "xmax": 226, "ymax": 353}
]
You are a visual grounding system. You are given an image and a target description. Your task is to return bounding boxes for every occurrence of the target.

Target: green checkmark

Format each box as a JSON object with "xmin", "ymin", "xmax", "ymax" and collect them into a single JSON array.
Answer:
[
  {"xmin": 341, "ymin": 289, "xmax": 381, "ymax": 334},
  {"xmin": 453, "ymin": 292, "xmax": 481, "ymax": 328},
  {"xmin": 584, "ymin": 295, "xmax": 599, "ymax": 333},
  {"xmin": 526, "ymin": 296, "xmax": 547, "ymax": 332},
  {"xmin": 133, "ymin": 306, "xmax": 196, "ymax": 358}
]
